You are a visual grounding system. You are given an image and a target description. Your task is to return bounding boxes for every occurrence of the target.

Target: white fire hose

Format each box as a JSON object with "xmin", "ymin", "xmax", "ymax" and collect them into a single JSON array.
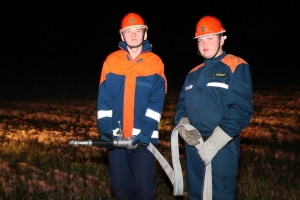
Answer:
[{"xmin": 148, "ymin": 124, "xmax": 212, "ymax": 199}]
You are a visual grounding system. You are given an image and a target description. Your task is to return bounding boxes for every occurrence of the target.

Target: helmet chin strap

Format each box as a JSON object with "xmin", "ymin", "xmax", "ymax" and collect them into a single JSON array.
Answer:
[
  {"xmin": 122, "ymin": 30, "xmax": 146, "ymax": 49},
  {"xmin": 197, "ymin": 34, "xmax": 223, "ymax": 60}
]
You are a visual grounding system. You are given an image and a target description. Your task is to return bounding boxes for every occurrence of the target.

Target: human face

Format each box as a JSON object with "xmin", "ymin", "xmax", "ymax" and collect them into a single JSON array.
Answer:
[
  {"xmin": 197, "ymin": 34, "xmax": 224, "ymax": 59},
  {"xmin": 121, "ymin": 26, "xmax": 146, "ymax": 47}
]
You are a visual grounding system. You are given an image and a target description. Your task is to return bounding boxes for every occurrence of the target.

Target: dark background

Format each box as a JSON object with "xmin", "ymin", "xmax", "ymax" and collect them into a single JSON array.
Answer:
[{"xmin": 2, "ymin": 1, "xmax": 299, "ymax": 90}]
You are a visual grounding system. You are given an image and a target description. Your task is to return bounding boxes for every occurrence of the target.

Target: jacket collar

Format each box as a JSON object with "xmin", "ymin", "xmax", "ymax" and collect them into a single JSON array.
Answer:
[
  {"xmin": 118, "ymin": 40, "xmax": 152, "ymax": 53},
  {"xmin": 204, "ymin": 51, "xmax": 227, "ymax": 66}
]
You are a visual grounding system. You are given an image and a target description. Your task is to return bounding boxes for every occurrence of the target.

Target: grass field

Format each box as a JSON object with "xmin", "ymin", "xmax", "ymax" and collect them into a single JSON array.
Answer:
[{"xmin": 0, "ymin": 85, "xmax": 299, "ymax": 199}]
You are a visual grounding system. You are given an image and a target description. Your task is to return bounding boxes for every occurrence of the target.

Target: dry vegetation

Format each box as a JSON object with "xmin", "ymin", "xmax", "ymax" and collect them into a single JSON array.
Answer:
[{"xmin": 0, "ymin": 85, "xmax": 299, "ymax": 199}]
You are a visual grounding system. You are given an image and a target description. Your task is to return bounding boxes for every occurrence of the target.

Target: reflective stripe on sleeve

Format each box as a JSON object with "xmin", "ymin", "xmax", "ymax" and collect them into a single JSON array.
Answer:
[
  {"xmin": 113, "ymin": 128, "xmax": 120, "ymax": 136},
  {"xmin": 145, "ymin": 108, "xmax": 161, "ymax": 122},
  {"xmin": 97, "ymin": 110, "xmax": 112, "ymax": 119}
]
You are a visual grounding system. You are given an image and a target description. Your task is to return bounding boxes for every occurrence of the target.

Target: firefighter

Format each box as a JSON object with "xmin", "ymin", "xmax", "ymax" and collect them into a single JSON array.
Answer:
[
  {"xmin": 97, "ymin": 12, "xmax": 167, "ymax": 199},
  {"xmin": 175, "ymin": 15, "xmax": 253, "ymax": 199}
]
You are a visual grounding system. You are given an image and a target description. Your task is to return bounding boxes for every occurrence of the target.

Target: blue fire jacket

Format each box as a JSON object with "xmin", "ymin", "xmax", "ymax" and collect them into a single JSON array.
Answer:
[
  {"xmin": 175, "ymin": 52, "xmax": 252, "ymax": 137},
  {"xmin": 97, "ymin": 40, "xmax": 167, "ymax": 141}
]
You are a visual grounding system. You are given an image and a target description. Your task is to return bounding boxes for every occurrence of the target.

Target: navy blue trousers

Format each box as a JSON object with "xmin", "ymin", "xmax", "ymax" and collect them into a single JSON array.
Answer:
[
  {"xmin": 107, "ymin": 144, "xmax": 157, "ymax": 200},
  {"xmin": 185, "ymin": 137, "xmax": 240, "ymax": 200}
]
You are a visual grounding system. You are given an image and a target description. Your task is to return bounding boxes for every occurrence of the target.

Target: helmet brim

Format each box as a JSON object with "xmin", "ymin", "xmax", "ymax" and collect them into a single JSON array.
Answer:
[
  {"xmin": 194, "ymin": 30, "xmax": 226, "ymax": 39},
  {"xmin": 120, "ymin": 25, "xmax": 148, "ymax": 33}
]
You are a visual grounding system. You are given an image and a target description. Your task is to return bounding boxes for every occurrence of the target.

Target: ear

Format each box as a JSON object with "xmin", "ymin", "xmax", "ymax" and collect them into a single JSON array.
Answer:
[
  {"xmin": 143, "ymin": 31, "xmax": 148, "ymax": 40},
  {"xmin": 120, "ymin": 32, "xmax": 125, "ymax": 41},
  {"xmin": 220, "ymin": 35, "xmax": 225, "ymax": 46}
]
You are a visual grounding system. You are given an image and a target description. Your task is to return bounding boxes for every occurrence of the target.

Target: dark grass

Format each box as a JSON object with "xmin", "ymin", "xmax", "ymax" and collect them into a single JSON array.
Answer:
[{"xmin": 0, "ymin": 85, "xmax": 300, "ymax": 199}]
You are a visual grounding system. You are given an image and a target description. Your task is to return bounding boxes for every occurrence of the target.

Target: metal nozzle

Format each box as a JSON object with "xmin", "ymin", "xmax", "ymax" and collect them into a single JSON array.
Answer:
[
  {"xmin": 68, "ymin": 136, "xmax": 136, "ymax": 149},
  {"xmin": 69, "ymin": 140, "xmax": 93, "ymax": 146}
]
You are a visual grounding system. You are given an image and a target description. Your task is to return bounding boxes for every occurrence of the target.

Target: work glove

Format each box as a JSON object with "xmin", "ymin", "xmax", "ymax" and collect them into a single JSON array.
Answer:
[
  {"xmin": 178, "ymin": 117, "xmax": 201, "ymax": 146},
  {"xmin": 198, "ymin": 126, "xmax": 232, "ymax": 165},
  {"xmin": 132, "ymin": 132, "xmax": 150, "ymax": 152}
]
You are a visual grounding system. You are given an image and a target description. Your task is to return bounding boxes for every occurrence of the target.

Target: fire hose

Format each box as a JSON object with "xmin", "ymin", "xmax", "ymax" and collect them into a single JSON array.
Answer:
[{"xmin": 69, "ymin": 124, "xmax": 212, "ymax": 198}]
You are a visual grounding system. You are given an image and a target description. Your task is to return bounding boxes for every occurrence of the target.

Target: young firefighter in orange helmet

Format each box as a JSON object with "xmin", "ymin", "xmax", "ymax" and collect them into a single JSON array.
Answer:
[
  {"xmin": 97, "ymin": 12, "xmax": 167, "ymax": 199},
  {"xmin": 175, "ymin": 16, "xmax": 253, "ymax": 199}
]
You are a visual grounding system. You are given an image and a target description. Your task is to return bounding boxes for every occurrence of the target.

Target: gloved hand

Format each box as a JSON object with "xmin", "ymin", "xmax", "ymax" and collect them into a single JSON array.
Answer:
[
  {"xmin": 132, "ymin": 133, "xmax": 150, "ymax": 152},
  {"xmin": 198, "ymin": 126, "xmax": 232, "ymax": 165},
  {"xmin": 178, "ymin": 117, "xmax": 200, "ymax": 146}
]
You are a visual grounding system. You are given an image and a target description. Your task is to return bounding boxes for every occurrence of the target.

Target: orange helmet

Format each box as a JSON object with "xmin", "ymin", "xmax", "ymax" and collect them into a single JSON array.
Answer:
[
  {"xmin": 194, "ymin": 16, "xmax": 226, "ymax": 39},
  {"xmin": 120, "ymin": 12, "xmax": 148, "ymax": 33}
]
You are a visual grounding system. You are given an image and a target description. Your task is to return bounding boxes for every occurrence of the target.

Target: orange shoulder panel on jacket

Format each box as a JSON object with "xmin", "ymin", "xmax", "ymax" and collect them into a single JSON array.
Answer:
[
  {"xmin": 99, "ymin": 50, "xmax": 128, "ymax": 85},
  {"xmin": 189, "ymin": 63, "xmax": 205, "ymax": 74},
  {"xmin": 221, "ymin": 54, "xmax": 248, "ymax": 73}
]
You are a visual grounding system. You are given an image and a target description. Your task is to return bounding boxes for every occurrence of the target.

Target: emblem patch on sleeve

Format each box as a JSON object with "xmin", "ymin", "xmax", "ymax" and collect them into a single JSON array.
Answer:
[{"xmin": 185, "ymin": 85, "xmax": 193, "ymax": 91}]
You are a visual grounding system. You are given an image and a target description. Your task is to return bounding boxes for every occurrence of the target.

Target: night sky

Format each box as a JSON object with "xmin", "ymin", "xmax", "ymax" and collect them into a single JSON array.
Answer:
[{"xmin": 2, "ymin": 1, "xmax": 299, "ymax": 89}]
